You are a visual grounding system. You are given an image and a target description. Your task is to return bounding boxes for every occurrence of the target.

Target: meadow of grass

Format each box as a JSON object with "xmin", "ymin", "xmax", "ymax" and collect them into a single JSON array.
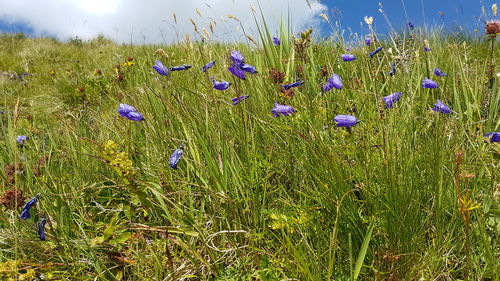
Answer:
[{"xmin": 0, "ymin": 21, "xmax": 499, "ymax": 280}]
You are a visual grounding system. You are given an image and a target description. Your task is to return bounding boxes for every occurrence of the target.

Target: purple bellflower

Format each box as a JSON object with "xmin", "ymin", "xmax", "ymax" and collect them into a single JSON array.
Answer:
[
  {"xmin": 433, "ymin": 68, "xmax": 447, "ymax": 77},
  {"xmin": 38, "ymin": 218, "xmax": 47, "ymax": 240},
  {"xmin": 271, "ymin": 102, "xmax": 295, "ymax": 117},
  {"xmin": 211, "ymin": 77, "xmax": 231, "ymax": 90},
  {"xmin": 341, "ymin": 54, "xmax": 356, "ymax": 61},
  {"xmin": 231, "ymin": 95, "xmax": 249, "ymax": 105},
  {"xmin": 240, "ymin": 64, "xmax": 258, "ymax": 74},
  {"xmin": 424, "ymin": 47, "xmax": 431, "ymax": 52},
  {"xmin": 118, "ymin": 104, "xmax": 144, "ymax": 121},
  {"xmin": 16, "ymin": 135, "xmax": 28, "ymax": 146},
  {"xmin": 422, "ymin": 78, "xmax": 438, "ymax": 89},
  {"xmin": 281, "ymin": 81, "xmax": 304, "ymax": 91},
  {"xmin": 432, "ymin": 99, "xmax": 451, "ymax": 114},
  {"xmin": 19, "ymin": 195, "xmax": 39, "ymax": 220},
  {"xmin": 230, "ymin": 50, "xmax": 245, "ymax": 65},
  {"xmin": 169, "ymin": 148, "xmax": 183, "ymax": 169},
  {"xmin": 153, "ymin": 60, "xmax": 170, "ymax": 76},
  {"xmin": 201, "ymin": 60, "xmax": 216, "ymax": 72},
  {"xmin": 228, "ymin": 63, "xmax": 246, "ymax": 79},
  {"xmin": 369, "ymin": 47, "xmax": 383, "ymax": 57},
  {"xmin": 485, "ymin": 132, "xmax": 500, "ymax": 143},
  {"xmin": 322, "ymin": 74, "xmax": 343, "ymax": 92},
  {"xmin": 272, "ymin": 37, "xmax": 281, "ymax": 46},
  {"xmin": 365, "ymin": 36, "xmax": 372, "ymax": 46},
  {"xmin": 334, "ymin": 115, "xmax": 360, "ymax": 127},
  {"xmin": 408, "ymin": 22, "xmax": 414, "ymax": 30},
  {"xmin": 170, "ymin": 64, "xmax": 192, "ymax": 71},
  {"xmin": 382, "ymin": 92, "xmax": 402, "ymax": 108}
]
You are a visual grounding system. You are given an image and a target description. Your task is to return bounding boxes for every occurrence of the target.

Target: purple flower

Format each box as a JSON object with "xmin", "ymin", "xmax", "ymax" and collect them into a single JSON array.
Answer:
[
  {"xmin": 341, "ymin": 54, "xmax": 356, "ymax": 61},
  {"xmin": 169, "ymin": 148, "xmax": 183, "ymax": 169},
  {"xmin": 433, "ymin": 68, "xmax": 447, "ymax": 77},
  {"xmin": 388, "ymin": 63, "xmax": 396, "ymax": 76},
  {"xmin": 281, "ymin": 81, "xmax": 304, "ymax": 91},
  {"xmin": 272, "ymin": 37, "xmax": 281, "ymax": 46},
  {"xmin": 485, "ymin": 132, "xmax": 500, "ymax": 143},
  {"xmin": 369, "ymin": 47, "xmax": 383, "ymax": 57},
  {"xmin": 271, "ymin": 102, "xmax": 295, "ymax": 117},
  {"xmin": 170, "ymin": 64, "xmax": 192, "ymax": 71},
  {"xmin": 365, "ymin": 36, "xmax": 372, "ymax": 46},
  {"xmin": 231, "ymin": 95, "xmax": 249, "ymax": 105},
  {"xmin": 19, "ymin": 73, "xmax": 31, "ymax": 79},
  {"xmin": 211, "ymin": 77, "xmax": 231, "ymax": 91},
  {"xmin": 228, "ymin": 63, "xmax": 246, "ymax": 80},
  {"xmin": 230, "ymin": 50, "xmax": 245, "ymax": 65},
  {"xmin": 422, "ymin": 78, "xmax": 438, "ymax": 89},
  {"xmin": 241, "ymin": 64, "xmax": 257, "ymax": 74},
  {"xmin": 424, "ymin": 47, "xmax": 431, "ymax": 52},
  {"xmin": 153, "ymin": 60, "xmax": 170, "ymax": 76},
  {"xmin": 382, "ymin": 92, "xmax": 402, "ymax": 108},
  {"xmin": 408, "ymin": 22, "xmax": 414, "ymax": 30},
  {"xmin": 38, "ymin": 218, "xmax": 47, "ymax": 240},
  {"xmin": 334, "ymin": 115, "xmax": 360, "ymax": 127},
  {"xmin": 432, "ymin": 99, "xmax": 451, "ymax": 114},
  {"xmin": 322, "ymin": 74, "xmax": 343, "ymax": 92},
  {"xmin": 201, "ymin": 60, "xmax": 216, "ymax": 72},
  {"xmin": 19, "ymin": 195, "xmax": 39, "ymax": 220},
  {"xmin": 16, "ymin": 135, "xmax": 28, "ymax": 145},
  {"xmin": 118, "ymin": 104, "xmax": 144, "ymax": 121}
]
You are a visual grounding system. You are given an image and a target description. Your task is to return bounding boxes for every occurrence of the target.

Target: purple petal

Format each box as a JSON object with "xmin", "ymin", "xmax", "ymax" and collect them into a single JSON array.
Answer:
[
  {"xmin": 153, "ymin": 60, "xmax": 170, "ymax": 76},
  {"xmin": 422, "ymin": 78, "xmax": 438, "ymax": 88},
  {"xmin": 211, "ymin": 77, "xmax": 231, "ymax": 90},
  {"xmin": 271, "ymin": 101, "xmax": 295, "ymax": 117},
  {"xmin": 432, "ymin": 99, "xmax": 451, "ymax": 114},
  {"xmin": 382, "ymin": 92, "xmax": 402, "ymax": 108},
  {"xmin": 281, "ymin": 81, "xmax": 304, "ymax": 91},
  {"xmin": 334, "ymin": 115, "xmax": 359, "ymax": 127},
  {"xmin": 485, "ymin": 132, "xmax": 500, "ymax": 143},
  {"xmin": 433, "ymin": 68, "xmax": 447, "ymax": 77},
  {"xmin": 230, "ymin": 50, "xmax": 245, "ymax": 65},
  {"xmin": 241, "ymin": 64, "xmax": 257, "ymax": 74},
  {"xmin": 201, "ymin": 60, "xmax": 216, "ymax": 72},
  {"xmin": 228, "ymin": 63, "xmax": 246, "ymax": 80},
  {"xmin": 341, "ymin": 54, "xmax": 356, "ymax": 61},
  {"xmin": 231, "ymin": 95, "xmax": 250, "ymax": 105},
  {"xmin": 369, "ymin": 47, "xmax": 383, "ymax": 57},
  {"xmin": 169, "ymin": 148, "xmax": 183, "ymax": 169}
]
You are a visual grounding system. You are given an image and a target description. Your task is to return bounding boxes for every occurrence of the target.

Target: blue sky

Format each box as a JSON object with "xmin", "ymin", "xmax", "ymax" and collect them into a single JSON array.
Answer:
[{"xmin": 0, "ymin": 0, "xmax": 497, "ymax": 43}]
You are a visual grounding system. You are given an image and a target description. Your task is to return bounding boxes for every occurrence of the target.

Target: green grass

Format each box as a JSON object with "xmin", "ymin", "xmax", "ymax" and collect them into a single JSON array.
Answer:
[{"xmin": 0, "ymin": 26, "xmax": 499, "ymax": 280}]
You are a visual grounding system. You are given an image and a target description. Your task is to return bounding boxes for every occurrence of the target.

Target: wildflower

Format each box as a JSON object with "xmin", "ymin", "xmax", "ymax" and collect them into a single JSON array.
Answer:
[
  {"xmin": 231, "ymin": 95, "xmax": 249, "ymax": 105},
  {"xmin": 201, "ymin": 60, "xmax": 216, "ymax": 72},
  {"xmin": 369, "ymin": 47, "xmax": 383, "ymax": 57},
  {"xmin": 19, "ymin": 73, "xmax": 31, "ymax": 79},
  {"xmin": 49, "ymin": 70, "xmax": 56, "ymax": 76},
  {"xmin": 38, "ymin": 218, "xmax": 47, "ymax": 240},
  {"xmin": 341, "ymin": 54, "xmax": 356, "ymax": 61},
  {"xmin": 424, "ymin": 47, "xmax": 431, "ymax": 52},
  {"xmin": 365, "ymin": 36, "xmax": 372, "ymax": 46},
  {"xmin": 485, "ymin": 19, "xmax": 500, "ymax": 36},
  {"xmin": 269, "ymin": 69, "xmax": 285, "ymax": 84},
  {"xmin": 334, "ymin": 115, "xmax": 360, "ymax": 127},
  {"xmin": 118, "ymin": 104, "xmax": 144, "ymax": 121},
  {"xmin": 273, "ymin": 37, "xmax": 281, "ymax": 46},
  {"xmin": 382, "ymin": 92, "xmax": 402, "ymax": 108},
  {"xmin": 228, "ymin": 63, "xmax": 246, "ymax": 80},
  {"xmin": 169, "ymin": 148, "xmax": 183, "ymax": 169},
  {"xmin": 281, "ymin": 81, "xmax": 304, "ymax": 91},
  {"xmin": 211, "ymin": 77, "xmax": 231, "ymax": 90},
  {"xmin": 322, "ymin": 74, "xmax": 343, "ymax": 92},
  {"xmin": 230, "ymin": 50, "xmax": 245, "ymax": 65},
  {"xmin": 170, "ymin": 64, "xmax": 192, "ymax": 71},
  {"xmin": 19, "ymin": 195, "xmax": 39, "ymax": 220},
  {"xmin": 388, "ymin": 63, "xmax": 396, "ymax": 76},
  {"xmin": 422, "ymin": 78, "xmax": 438, "ymax": 88},
  {"xmin": 271, "ymin": 102, "xmax": 295, "ymax": 117},
  {"xmin": 241, "ymin": 64, "xmax": 258, "ymax": 74},
  {"xmin": 485, "ymin": 132, "xmax": 500, "ymax": 143},
  {"xmin": 432, "ymin": 99, "xmax": 451, "ymax": 114},
  {"xmin": 152, "ymin": 60, "xmax": 170, "ymax": 76},
  {"xmin": 434, "ymin": 68, "xmax": 447, "ymax": 77},
  {"xmin": 16, "ymin": 135, "xmax": 28, "ymax": 146},
  {"xmin": 408, "ymin": 22, "xmax": 414, "ymax": 30}
]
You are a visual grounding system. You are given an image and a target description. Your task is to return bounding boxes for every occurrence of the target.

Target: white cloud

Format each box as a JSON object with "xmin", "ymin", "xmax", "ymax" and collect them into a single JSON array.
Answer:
[{"xmin": 0, "ymin": 0, "xmax": 327, "ymax": 44}]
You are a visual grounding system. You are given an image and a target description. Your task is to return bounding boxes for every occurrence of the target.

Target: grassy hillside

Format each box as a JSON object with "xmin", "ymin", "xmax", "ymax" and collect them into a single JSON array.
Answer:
[{"xmin": 0, "ymin": 29, "xmax": 499, "ymax": 280}]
